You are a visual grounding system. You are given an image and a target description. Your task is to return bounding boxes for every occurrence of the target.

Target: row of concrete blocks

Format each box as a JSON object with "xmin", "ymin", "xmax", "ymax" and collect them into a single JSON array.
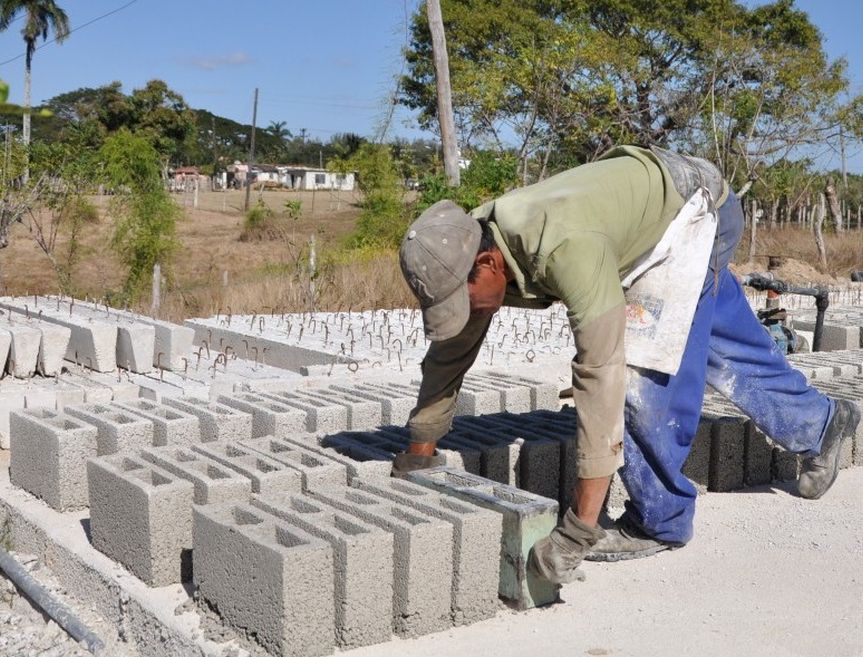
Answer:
[
  {"xmin": 1, "ymin": 297, "xmax": 196, "ymax": 373},
  {"xmin": 85, "ymin": 452, "xmax": 558, "ymax": 656},
  {"xmin": 0, "ymin": 311, "xmax": 71, "ymax": 378},
  {"xmin": 786, "ymin": 348, "xmax": 863, "ymax": 380}
]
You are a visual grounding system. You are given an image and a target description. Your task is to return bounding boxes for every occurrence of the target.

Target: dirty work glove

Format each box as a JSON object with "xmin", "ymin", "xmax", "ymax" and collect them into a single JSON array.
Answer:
[
  {"xmin": 391, "ymin": 451, "xmax": 445, "ymax": 479},
  {"xmin": 528, "ymin": 508, "xmax": 606, "ymax": 585}
]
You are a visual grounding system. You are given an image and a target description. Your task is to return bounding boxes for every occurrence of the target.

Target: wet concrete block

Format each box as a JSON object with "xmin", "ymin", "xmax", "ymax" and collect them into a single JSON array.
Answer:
[
  {"xmin": 191, "ymin": 441, "xmax": 303, "ymax": 494},
  {"xmin": 87, "ymin": 454, "xmax": 194, "ymax": 585},
  {"xmin": 217, "ymin": 392, "xmax": 307, "ymax": 438},
  {"xmin": 240, "ymin": 435, "xmax": 347, "ymax": 489},
  {"xmin": 4, "ymin": 323, "xmax": 41, "ymax": 378},
  {"xmin": 251, "ymin": 493, "xmax": 393, "ymax": 649},
  {"xmin": 140, "ymin": 445, "xmax": 251, "ymax": 504},
  {"xmin": 707, "ymin": 416, "xmax": 746, "ymax": 492},
  {"xmin": 295, "ymin": 388, "xmax": 382, "ymax": 431},
  {"xmin": 682, "ymin": 419, "xmax": 712, "ymax": 491},
  {"xmin": 66, "ymin": 403, "xmax": 154, "ymax": 455},
  {"xmin": 308, "ymin": 485, "xmax": 453, "ymax": 638},
  {"xmin": 115, "ymin": 399, "xmax": 201, "ymax": 447},
  {"xmin": 193, "ymin": 503, "xmax": 334, "ymax": 657},
  {"xmin": 744, "ymin": 422, "xmax": 774, "ymax": 487},
  {"xmin": 10, "ymin": 408, "xmax": 98, "ymax": 511},
  {"xmin": 772, "ymin": 447, "xmax": 801, "ymax": 482},
  {"xmin": 163, "ymin": 396, "xmax": 253, "ymax": 442},
  {"xmin": 407, "ymin": 467, "xmax": 559, "ymax": 610},
  {"xmin": 259, "ymin": 390, "xmax": 347, "ymax": 434},
  {"xmin": 352, "ymin": 477, "xmax": 502, "ymax": 625}
]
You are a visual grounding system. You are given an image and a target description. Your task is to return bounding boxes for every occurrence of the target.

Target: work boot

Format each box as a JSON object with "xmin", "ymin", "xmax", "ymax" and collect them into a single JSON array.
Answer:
[
  {"xmin": 391, "ymin": 451, "xmax": 445, "ymax": 479},
  {"xmin": 528, "ymin": 509, "xmax": 605, "ymax": 585},
  {"xmin": 798, "ymin": 399, "xmax": 861, "ymax": 500},
  {"xmin": 585, "ymin": 514, "xmax": 680, "ymax": 562}
]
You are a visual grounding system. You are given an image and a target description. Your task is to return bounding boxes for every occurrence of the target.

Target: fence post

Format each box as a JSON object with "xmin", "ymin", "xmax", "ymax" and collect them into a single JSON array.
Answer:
[{"xmin": 151, "ymin": 263, "xmax": 161, "ymax": 317}]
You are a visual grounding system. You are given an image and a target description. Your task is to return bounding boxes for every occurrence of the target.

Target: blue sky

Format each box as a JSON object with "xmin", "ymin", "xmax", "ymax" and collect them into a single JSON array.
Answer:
[{"xmin": 0, "ymin": 0, "xmax": 861, "ymax": 170}]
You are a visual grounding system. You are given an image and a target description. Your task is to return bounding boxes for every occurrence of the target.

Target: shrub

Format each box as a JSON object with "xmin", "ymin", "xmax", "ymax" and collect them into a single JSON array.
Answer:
[{"xmin": 240, "ymin": 200, "xmax": 286, "ymax": 241}]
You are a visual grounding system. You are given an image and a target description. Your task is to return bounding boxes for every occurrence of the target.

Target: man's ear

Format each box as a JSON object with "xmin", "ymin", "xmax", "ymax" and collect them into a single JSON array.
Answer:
[{"xmin": 474, "ymin": 250, "xmax": 497, "ymax": 271}]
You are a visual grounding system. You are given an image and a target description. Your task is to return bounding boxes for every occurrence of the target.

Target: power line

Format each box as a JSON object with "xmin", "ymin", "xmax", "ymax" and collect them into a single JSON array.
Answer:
[{"xmin": 0, "ymin": 0, "xmax": 139, "ymax": 68}]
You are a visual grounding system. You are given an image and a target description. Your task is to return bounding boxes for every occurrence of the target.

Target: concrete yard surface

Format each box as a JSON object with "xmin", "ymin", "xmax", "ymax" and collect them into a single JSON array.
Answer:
[{"xmin": 341, "ymin": 468, "xmax": 863, "ymax": 657}]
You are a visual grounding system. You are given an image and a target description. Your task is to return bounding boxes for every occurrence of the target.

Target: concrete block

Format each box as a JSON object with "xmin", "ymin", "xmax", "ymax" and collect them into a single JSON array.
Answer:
[
  {"xmin": 9, "ymin": 408, "xmax": 98, "ymax": 511},
  {"xmin": 453, "ymin": 381, "xmax": 502, "ymax": 416},
  {"xmin": 772, "ymin": 448, "xmax": 801, "ymax": 482},
  {"xmin": 193, "ymin": 503, "xmax": 334, "ymax": 657},
  {"xmin": 53, "ymin": 382, "xmax": 86, "ymax": 410},
  {"xmin": 66, "ymin": 403, "xmax": 153, "ymax": 455},
  {"xmin": 353, "ymin": 477, "xmax": 502, "ymax": 625},
  {"xmin": 217, "ymin": 392, "xmax": 307, "ymax": 438},
  {"xmin": 87, "ymin": 454, "xmax": 194, "ymax": 585},
  {"xmin": 4, "ymin": 323, "xmax": 41, "ymax": 378},
  {"xmin": 163, "ymin": 396, "xmax": 253, "ymax": 442},
  {"xmin": 295, "ymin": 388, "xmax": 382, "ymax": 431},
  {"xmin": 308, "ymin": 485, "xmax": 454, "ymax": 637},
  {"xmin": 0, "ymin": 330, "xmax": 11, "ymax": 376},
  {"xmin": 115, "ymin": 399, "xmax": 201, "ymax": 447},
  {"xmin": 682, "ymin": 419, "xmax": 711, "ymax": 490},
  {"xmin": 306, "ymin": 434, "xmax": 394, "ymax": 481},
  {"xmin": 251, "ymin": 493, "xmax": 393, "ymax": 649},
  {"xmin": 332, "ymin": 383, "xmax": 414, "ymax": 425},
  {"xmin": 240, "ymin": 435, "xmax": 347, "ymax": 489},
  {"xmin": 259, "ymin": 389, "xmax": 347, "ymax": 433},
  {"xmin": 468, "ymin": 374, "xmax": 532, "ymax": 413},
  {"xmin": 508, "ymin": 374, "xmax": 560, "ymax": 410},
  {"xmin": 35, "ymin": 321, "xmax": 71, "ymax": 376},
  {"xmin": 793, "ymin": 320, "xmax": 859, "ymax": 351},
  {"xmin": 191, "ymin": 441, "xmax": 303, "ymax": 494},
  {"xmin": 113, "ymin": 321, "xmax": 156, "ymax": 373},
  {"xmin": 140, "ymin": 445, "xmax": 251, "ymax": 504},
  {"xmin": 407, "ymin": 467, "xmax": 559, "ymax": 610},
  {"xmin": 442, "ymin": 429, "xmax": 520, "ymax": 486},
  {"xmin": 0, "ymin": 390, "xmax": 25, "ymax": 449},
  {"xmin": 708, "ymin": 416, "xmax": 746, "ymax": 492},
  {"xmin": 744, "ymin": 422, "xmax": 774, "ymax": 487}
]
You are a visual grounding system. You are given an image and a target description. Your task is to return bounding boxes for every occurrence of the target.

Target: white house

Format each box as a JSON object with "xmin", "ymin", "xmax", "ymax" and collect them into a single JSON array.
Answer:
[{"xmin": 278, "ymin": 166, "xmax": 356, "ymax": 191}]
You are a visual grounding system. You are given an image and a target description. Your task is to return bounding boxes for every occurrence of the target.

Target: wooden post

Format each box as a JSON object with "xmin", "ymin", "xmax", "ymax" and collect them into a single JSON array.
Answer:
[
  {"xmin": 308, "ymin": 235, "xmax": 317, "ymax": 312},
  {"xmin": 193, "ymin": 178, "xmax": 199, "ymax": 209},
  {"xmin": 825, "ymin": 177, "xmax": 843, "ymax": 233},
  {"xmin": 151, "ymin": 263, "xmax": 161, "ymax": 316},
  {"xmin": 814, "ymin": 193, "xmax": 828, "ymax": 271},
  {"xmin": 426, "ymin": 0, "xmax": 461, "ymax": 187},
  {"xmin": 244, "ymin": 88, "xmax": 259, "ymax": 212}
]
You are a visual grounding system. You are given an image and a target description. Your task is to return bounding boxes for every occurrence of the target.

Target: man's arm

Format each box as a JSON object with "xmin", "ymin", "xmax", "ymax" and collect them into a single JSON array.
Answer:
[{"xmin": 408, "ymin": 314, "xmax": 493, "ymax": 444}]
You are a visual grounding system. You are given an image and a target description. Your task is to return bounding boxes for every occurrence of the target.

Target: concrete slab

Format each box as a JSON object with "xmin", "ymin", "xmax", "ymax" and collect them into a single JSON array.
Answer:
[
  {"xmin": 3, "ymin": 323, "xmax": 41, "ymax": 378},
  {"xmin": 9, "ymin": 408, "xmax": 97, "ymax": 511},
  {"xmin": 193, "ymin": 502, "xmax": 334, "ymax": 657},
  {"xmin": 406, "ymin": 467, "xmax": 559, "ymax": 610},
  {"xmin": 251, "ymin": 492, "xmax": 393, "ymax": 649},
  {"xmin": 87, "ymin": 453, "xmax": 195, "ymax": 585}
]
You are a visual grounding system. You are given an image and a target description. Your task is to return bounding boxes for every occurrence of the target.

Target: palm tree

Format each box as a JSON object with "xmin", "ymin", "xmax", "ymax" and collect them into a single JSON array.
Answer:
[
  {"xmin": 0, "ymin": 0, "xmax": 70, "ymax": 147},
  {"xmin": 267, "ymin": 120, "xmax": 291, "ymax": 141}
]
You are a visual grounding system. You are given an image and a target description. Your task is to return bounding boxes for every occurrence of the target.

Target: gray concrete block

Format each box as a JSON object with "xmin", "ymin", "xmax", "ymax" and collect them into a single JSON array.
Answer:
[
  {"xmin": 163, "ymin": 396, "xmax": 253, "ymax": 442},
  {"xmin": 443, "ymin": 429, "xmax": 520, "ymax": 486},
  {"xmin": 308, "ymin": 485, "xmax": 454, "ymax": 637},
  {"xmin": 744, "ymin": 423, "xmax": 774, "ymax": 487},
  {"xmin": 87, "ymin": 454, "xmax": 194, "ymax": 585},
  {"xmin": 113, "ymin": 321, "xmax": 156, "ymax": 373},
  {"xmin": 240, "ymin": 435, "xmax": 347, "ymax": 489},
  {"xmin": 4, "ymin": 323, "xmax": 41, "ymax": 378},
  {"xmin": 258, "ymin": 389, "xmax": 347, "ymax": 433},
  {"xmin": 140, "ymin": 445, "xmax": 251, "ymax": 504},
  {"xmin": 193, "ymin": 503, "xmax": 334, "ymax": 657},
  {"xmin": 66, "ymin": 403, "xmax": 154, "ymax": 455},
  {"xmin": 708, "ymin": 416, "xmax": 746, "ymax": 492},
  {"xmin": 773, "ymin": 447, "xmax": 801, "ymax": 482},
  {"xmin": 217, "ymin": 392, "xmax": 307, "ymax": 438},
  {"xmin": 352, "ymin": 477, "xmax": 502, "ymax": 626},
  {"xmin": 407, "ymin": 467, "xmax": 559, "ymax": 610},
  {"xmin": 0, "ymin": 390, "xmax": 25, "ymax": 449},
  {"xmin": 9, "ymin": 408, "xmax": 97, "ymax": 511},
  {"xmin": 295, "ymin": 388, "xmax": 382, "ymax": 431},
  {"xmin": 453, "ymin": 381, "xmax": 502, "ymax": 416},
  {"xmin": 793, "ymin": 320, "xmax": 859, "ymax": 351},
  {"xmin": 682, "ymin": 419, "xmax": 711, "ymax": 491},
  {"xmin": 114, "ymin": 399, "xmax": 201, "ymax": 447},
  {"xmin": 191, "ymin": 441, "xmax": 303, "ymax": 494},
  {"xmin": 306, "ymin": 434, "xmax": 394, "ymax": 481},
  {"xmin": 508, "ymin": 374, "xmax": 560, "ymax": 410},
  {"xmin": 332, "ymin": 383, "xmax": 414, "ymax": 425},
  {"xmin": 251, "ymin": 493, "xmax": 393, "ymax": 649}
]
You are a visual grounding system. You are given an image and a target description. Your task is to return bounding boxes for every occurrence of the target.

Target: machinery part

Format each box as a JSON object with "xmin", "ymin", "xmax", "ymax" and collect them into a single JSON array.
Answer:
[
  {"xmin": 0, "ymin": 548, "xmax": 105, "ymax": 655},
  {"xmin": 742, "ymin": 273, "xmax": 828, "ymax": 352}
]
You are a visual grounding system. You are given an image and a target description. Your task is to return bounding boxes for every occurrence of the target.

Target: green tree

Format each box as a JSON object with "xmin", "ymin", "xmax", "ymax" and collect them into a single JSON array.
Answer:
[
  {"xmin": 99, "ymin": 129, "xmax": 181, "ymax": 303},
  {"xmin": 0, "ymin": 0, "xmax": 69, "ymax": 147},
  {"xmin": 346, "ymin": 143, "xmax": 406, "ymax": 249}
]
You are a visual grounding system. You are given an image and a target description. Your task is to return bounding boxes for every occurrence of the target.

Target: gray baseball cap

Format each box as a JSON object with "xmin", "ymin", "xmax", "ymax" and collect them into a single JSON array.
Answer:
[{"xmin": 399, "ymin": 200, "xmax": 481, "ymax": 341}]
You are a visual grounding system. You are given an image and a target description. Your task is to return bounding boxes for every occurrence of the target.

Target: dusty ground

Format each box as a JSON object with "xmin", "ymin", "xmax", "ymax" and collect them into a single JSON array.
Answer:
[{"xmin": 343, "ymin": 469, "xmax": 863, "ymax": 657}]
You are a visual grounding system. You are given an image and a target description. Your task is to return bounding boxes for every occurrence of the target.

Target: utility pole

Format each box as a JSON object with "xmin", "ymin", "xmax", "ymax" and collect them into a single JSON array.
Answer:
[
  {"xmin": 244, "ymin": 88, "xmax": 259, "ymax": 212},
  {"xmin": 426, "ymin": 0, "xmax": 460, "ymax": 187}
]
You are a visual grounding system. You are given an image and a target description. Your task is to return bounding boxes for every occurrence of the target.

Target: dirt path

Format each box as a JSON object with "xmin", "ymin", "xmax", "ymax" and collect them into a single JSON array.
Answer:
[{"xmin": 344, "ymin": 470, "xmax": 863, "ymax": 657}]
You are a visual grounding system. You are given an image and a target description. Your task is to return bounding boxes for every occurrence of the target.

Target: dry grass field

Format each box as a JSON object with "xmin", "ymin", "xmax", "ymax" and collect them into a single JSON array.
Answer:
[{"xmin": 3, "ymin": 188, "xmax": 863, "ymax": 322}]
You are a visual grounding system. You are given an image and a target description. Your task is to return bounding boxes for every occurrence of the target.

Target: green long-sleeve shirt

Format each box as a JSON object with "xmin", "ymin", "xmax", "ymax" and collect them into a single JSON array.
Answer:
[{"xmin": 408, "ymin": 146, "xmax": 725, "ymax": 478}]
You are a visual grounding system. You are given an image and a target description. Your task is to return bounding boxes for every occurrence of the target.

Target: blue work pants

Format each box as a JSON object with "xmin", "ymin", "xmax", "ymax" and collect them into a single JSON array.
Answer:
[{"xmin": 618, "ymin": 194, "xmax": 834, "ymax": 544}]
